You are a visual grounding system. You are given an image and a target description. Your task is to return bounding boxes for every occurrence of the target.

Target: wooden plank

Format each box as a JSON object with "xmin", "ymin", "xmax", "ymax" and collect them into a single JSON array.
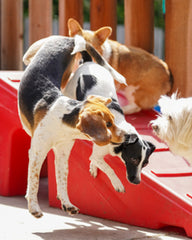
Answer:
[
  {"xmin": 1, "ymin": 0, "xmax": 23, "ymax": 70},
  {"xmin": 90, "ymin": 0, "xmax": 117, "ymax": 40},
  {"xmin": 59, "ymin": 0, "xmax": 83, "ymax": 36},
  {"xmin": 124, "ymin": 0, "xmax": 154, "ymax": 53},
  {"xmin": 29, "ymin": 0, "xmax": 52, "ymax": 45},
  {"xmin": 165, "ymin": 0, "xmax": 192, "ymax": 97}
]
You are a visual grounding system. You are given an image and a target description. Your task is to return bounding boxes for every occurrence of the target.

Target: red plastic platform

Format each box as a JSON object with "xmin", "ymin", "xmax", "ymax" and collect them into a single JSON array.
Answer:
[
  {"xmin": 1, "ymin": 71, "xmax": 192, "ymax": 237},
  {"xmin": 48, "ymin": 97, "xmax": 192, "ymax": 238},
  {"xmin": 0, "ymin": 72, "xmax": 47, "ymax": 196}
]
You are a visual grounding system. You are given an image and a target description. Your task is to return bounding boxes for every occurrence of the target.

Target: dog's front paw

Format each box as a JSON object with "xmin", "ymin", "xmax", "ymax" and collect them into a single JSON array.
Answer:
[
  {"xmin": 89, "ymin": 163, "xmax": 98, "ymax": 178},
  {"xmin": 31, "ymin": 210, "xmax": 43, "ymax": 218},
  {"xmin": 111, "ymin": 178, "xmax": 125, "ymax": 193},
  {"xmin": 62, "ymin": 204, "xmax": 79, "ymax": 216},
  {"xmin": 28, "ymin": 201, "xmax": 43, "ymax": 218}
]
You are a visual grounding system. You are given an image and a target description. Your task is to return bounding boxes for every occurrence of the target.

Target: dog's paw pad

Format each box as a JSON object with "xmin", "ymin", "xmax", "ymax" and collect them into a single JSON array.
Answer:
[
  {"xmin": 62, "ymin": 205, "xmax": 79, "ymax": 215},
  {"xmin": 31, "ymin": 211, "xmax": 43, "ymax": 218},
  {"xmin": 116, "ymin": 187, "xmax": 125, "ymax": 193},
  {"xmin": 112, "ymin": 179, "xmax": 125, "ymax": 193}
]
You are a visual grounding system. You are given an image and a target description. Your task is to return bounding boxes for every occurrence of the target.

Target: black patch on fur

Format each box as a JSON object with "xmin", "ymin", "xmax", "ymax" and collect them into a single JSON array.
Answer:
[
  {"xmin": 81, "ymin": 51, "xmax": 92, "ymax": 62},
  {"xmin": 86, "ymin": 43, "xmax": 105, "ymax": 66},
  {"xmin": 62, "ymin": 105, "xmax": 81, "ymax": 127},
  {"xmin": 76, "ymin": 75, "xmax": 97, "ymax": 101},
  {"xmin": 19, "ymin": 73, "xmax": 61, "ymax": 126},
  {"xmin": 18, "ymin": 37, "xmax": 75, "ymax": 127},
  {"xmin": 107, "ymin": 99, "xmax": 124, "ymax": 115}
]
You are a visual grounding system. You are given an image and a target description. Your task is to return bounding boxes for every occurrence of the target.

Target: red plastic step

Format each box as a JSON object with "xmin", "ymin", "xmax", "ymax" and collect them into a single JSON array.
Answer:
[{"xmin": 0, "ymin": 72, "xmax": 47, "ymax": 196}]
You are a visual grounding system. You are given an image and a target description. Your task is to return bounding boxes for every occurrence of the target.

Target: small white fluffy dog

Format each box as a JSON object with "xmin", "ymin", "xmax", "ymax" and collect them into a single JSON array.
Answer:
[{"xmin": 151, "ymin": 93, "xmax": 192, "ymax": 165}]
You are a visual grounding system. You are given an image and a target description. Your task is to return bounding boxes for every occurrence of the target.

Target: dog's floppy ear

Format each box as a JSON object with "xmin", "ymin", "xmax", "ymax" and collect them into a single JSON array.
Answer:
[
  {"xmin": 124, "ymin": 134, "xmax": 138, "ymax": 145},
  {"xmin": 146, "ymin": 141, "xmax": 156, "ymax": 154},
  {"xmin": 68, "ymin": 18, "xmax": 83, "ymax": 37},
  {"xmin": 94, "ymin": 27, "xmax": 112, "ymax": 45},
  {"xmin": 76, "ymin": 110, "xmax": 111, "ymax": 146},
  {"xmin": 86, "ymin": 95, "xmax": 112, "ymax": 106}
]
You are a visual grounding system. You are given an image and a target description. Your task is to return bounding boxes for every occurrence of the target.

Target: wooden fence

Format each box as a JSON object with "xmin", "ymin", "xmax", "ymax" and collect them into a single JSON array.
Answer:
[{"xmin": 1, "ymin": 0, "xmax": 192, "ymax": 97}]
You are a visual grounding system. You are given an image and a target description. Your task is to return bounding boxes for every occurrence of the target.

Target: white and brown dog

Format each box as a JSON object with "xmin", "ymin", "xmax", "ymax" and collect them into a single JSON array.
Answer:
[
  {"xmin": 64, "ymin": 43, "xmax": 156, "ymax": 191},
  {"xmin": 151, "ymin": 93, "xmax": 192, "ymax": 166},
  {"xmin": 19, "ymin": 35, "xmax": 127, "ymax": 217},
  {"xmin": 68, "ymin": 18, "xmax": 173, "ymax": 114}
]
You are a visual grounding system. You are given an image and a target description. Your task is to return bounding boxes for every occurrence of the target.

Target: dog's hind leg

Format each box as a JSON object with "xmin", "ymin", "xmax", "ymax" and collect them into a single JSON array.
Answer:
[
  {"xmin": 53, "ymin": 141, "xmax": 79, "ymax": 215},
  {"xmin": 90, "ymin": 145, "xmax": 125, "ymax": 192},
  {"xmin": 26, "ymin": 134, "xmax": 51, "ymax": 218}
]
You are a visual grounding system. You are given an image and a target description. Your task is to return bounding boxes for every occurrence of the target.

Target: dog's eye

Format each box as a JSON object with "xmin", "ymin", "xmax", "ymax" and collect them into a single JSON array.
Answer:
[
  {"xmin": 106, "ymin": 121, "xmax": 112, "ymax": 128},
  {"xmin": 130, "ymin": 158, "xmax": 140, "ymax": 166},
  {"xmin": 168, "ymin": 115, "xmax": 172, "ymax": 121}
]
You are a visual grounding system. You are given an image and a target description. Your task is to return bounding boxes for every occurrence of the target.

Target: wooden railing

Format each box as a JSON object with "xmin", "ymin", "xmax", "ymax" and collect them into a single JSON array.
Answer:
[{"xmin": 1, "ymin": 0, "xmax": 192, "ymax": 97}]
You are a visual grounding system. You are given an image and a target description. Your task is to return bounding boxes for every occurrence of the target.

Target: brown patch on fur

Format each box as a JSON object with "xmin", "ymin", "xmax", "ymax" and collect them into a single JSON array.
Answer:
[
  {"xmin": 60, "ymin": 54, "xmax": 79, "ymax": 90},
  {"xmin": 19, "ymin": 110, "xmax": 33, "ymax": 134},
  {"xmin": 32, "ymin": 108, "xmax": 47, "ymax": 135},
  {"xmin": 68, "ymin": 18, "xmax": 173, "ymax": 111},
  {"xmin": 76, "ymin": 95, "xmax": 124, "ymax": 146}
]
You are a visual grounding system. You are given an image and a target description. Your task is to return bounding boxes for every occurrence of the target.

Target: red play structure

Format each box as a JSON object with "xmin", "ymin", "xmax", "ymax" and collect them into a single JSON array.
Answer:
[
  {"xmin": 1, "ymin": 0, "xmax": 192, "ymax": 238},
  {"xmin": 0, "ymin": 73, "xmax": 192, "ymax": 238}
]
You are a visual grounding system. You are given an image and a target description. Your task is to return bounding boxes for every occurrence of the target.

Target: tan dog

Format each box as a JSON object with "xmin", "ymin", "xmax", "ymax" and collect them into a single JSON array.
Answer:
[{"xmin": 68, "ymin": 18, "xmax": 173, "ymax": 114}]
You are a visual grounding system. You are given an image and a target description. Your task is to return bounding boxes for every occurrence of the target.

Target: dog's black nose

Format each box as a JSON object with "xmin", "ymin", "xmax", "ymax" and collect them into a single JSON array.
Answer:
[{"xmin": 129, "ymin": 176, "xmax": 140, "ymax": 185}]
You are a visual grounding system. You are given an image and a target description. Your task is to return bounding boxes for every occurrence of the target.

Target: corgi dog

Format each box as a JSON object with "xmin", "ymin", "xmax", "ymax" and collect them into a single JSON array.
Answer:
[
  {"xmin": 68, "ymin": 18, "xmax": 173, "ymax": 114},
  {"xmin": 19, "ymin": 35, "xmax": 127, "ymax": 217}
]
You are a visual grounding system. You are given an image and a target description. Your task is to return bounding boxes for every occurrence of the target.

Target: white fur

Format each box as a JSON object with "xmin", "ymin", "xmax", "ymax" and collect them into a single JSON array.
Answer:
[
  {"xmin": 151, "ymin": 93, "xmax": 192, "ymax": 165},
  {"xmin": 119, "ymin": 85, "xmax": 141, "ymax": 114},
  {"xmin": 102, "ymin": 40, "xmax": 112, "ymax": 62}
]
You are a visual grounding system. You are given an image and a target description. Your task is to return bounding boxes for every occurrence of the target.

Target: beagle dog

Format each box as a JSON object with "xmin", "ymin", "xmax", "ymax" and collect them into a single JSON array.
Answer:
[
  {"xmin": 64, "ymin": 46, "xmax": 156, "ymax": 192},
  {"xmin": 68, "ymin": 18, "xmax": 173, "ymax": 114},
  {"xmin": 19, "ymin": 35, "xmax": 127, "ymax": 217}
]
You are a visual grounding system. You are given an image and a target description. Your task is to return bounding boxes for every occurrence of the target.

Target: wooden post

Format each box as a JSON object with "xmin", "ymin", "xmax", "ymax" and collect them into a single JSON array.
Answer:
[
  {"xmin": 29, "ymin": 0, "xmax": 52, "ymax": 45},
  {"xmin": 90, "ymin": 0, "xmax": 117, "ymax": 40},
  {"xmin": 59, "ymin": 0, "xmax": 83, "ymax": 36},
  {"xmin": 165, "ymin": 0, "xmax": 192, "ymax": 97},
  {"xmin": 124, "ymin": 0, "xmax": 154, "ymax": 53},
  {"xmin": 1, "ymin": 0, "xmax": 23, "ymax": 70}
]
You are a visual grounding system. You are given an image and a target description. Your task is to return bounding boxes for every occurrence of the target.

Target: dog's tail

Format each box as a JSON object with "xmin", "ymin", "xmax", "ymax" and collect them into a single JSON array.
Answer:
[
  {"xmin": 23, "ymin": 37, "xmax": 49, "ymax": 65},
  {"xmin": 23, "ymin": 36, "xmax": 60, "ymax": 66},
  {"xmin": 71, "ymin": 35, "xmax": 127, "ymax": 85}
]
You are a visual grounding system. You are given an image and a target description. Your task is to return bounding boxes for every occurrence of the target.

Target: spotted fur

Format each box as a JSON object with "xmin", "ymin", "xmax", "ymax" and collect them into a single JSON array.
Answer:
[
  {"xmin": 19, "ymin": 36, "xmax": 126, "ymax": 217},
  {"xmin": 64, "ymin": 61, "xmax": 155, "ymax": 190}
]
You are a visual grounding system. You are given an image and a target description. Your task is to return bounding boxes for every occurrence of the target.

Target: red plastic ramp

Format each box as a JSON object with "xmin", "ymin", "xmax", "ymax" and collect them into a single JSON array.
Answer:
[
  {"xmin": 0, "ymin": 72, "xmax": 30, "ymax": 195},
  {"xmin": 0, "ymin": 72, "xmax": 47, "ymax": 196},
  {"xmin": 48, "ymin": 109, "xmax": 192, "ymax": 238}
]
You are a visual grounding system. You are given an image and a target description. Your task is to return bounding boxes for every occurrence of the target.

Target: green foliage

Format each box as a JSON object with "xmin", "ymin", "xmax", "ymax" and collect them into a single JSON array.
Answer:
[
  {"xmin": 117, "ymin": 0, "xmax": 124, "ymax": 24},
  {"xmin": 83, "ymin": 0, "xmax": 90, "ymax": 21},
  {"xmin": 154, "ymin": 0, "xmax": 165, "ymax": 28}
]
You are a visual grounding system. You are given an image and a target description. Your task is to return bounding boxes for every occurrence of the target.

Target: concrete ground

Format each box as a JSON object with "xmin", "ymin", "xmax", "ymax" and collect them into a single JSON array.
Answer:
[{"xmin": 0, "ymin": 178, "xmax": 190, "ymax": 240}]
